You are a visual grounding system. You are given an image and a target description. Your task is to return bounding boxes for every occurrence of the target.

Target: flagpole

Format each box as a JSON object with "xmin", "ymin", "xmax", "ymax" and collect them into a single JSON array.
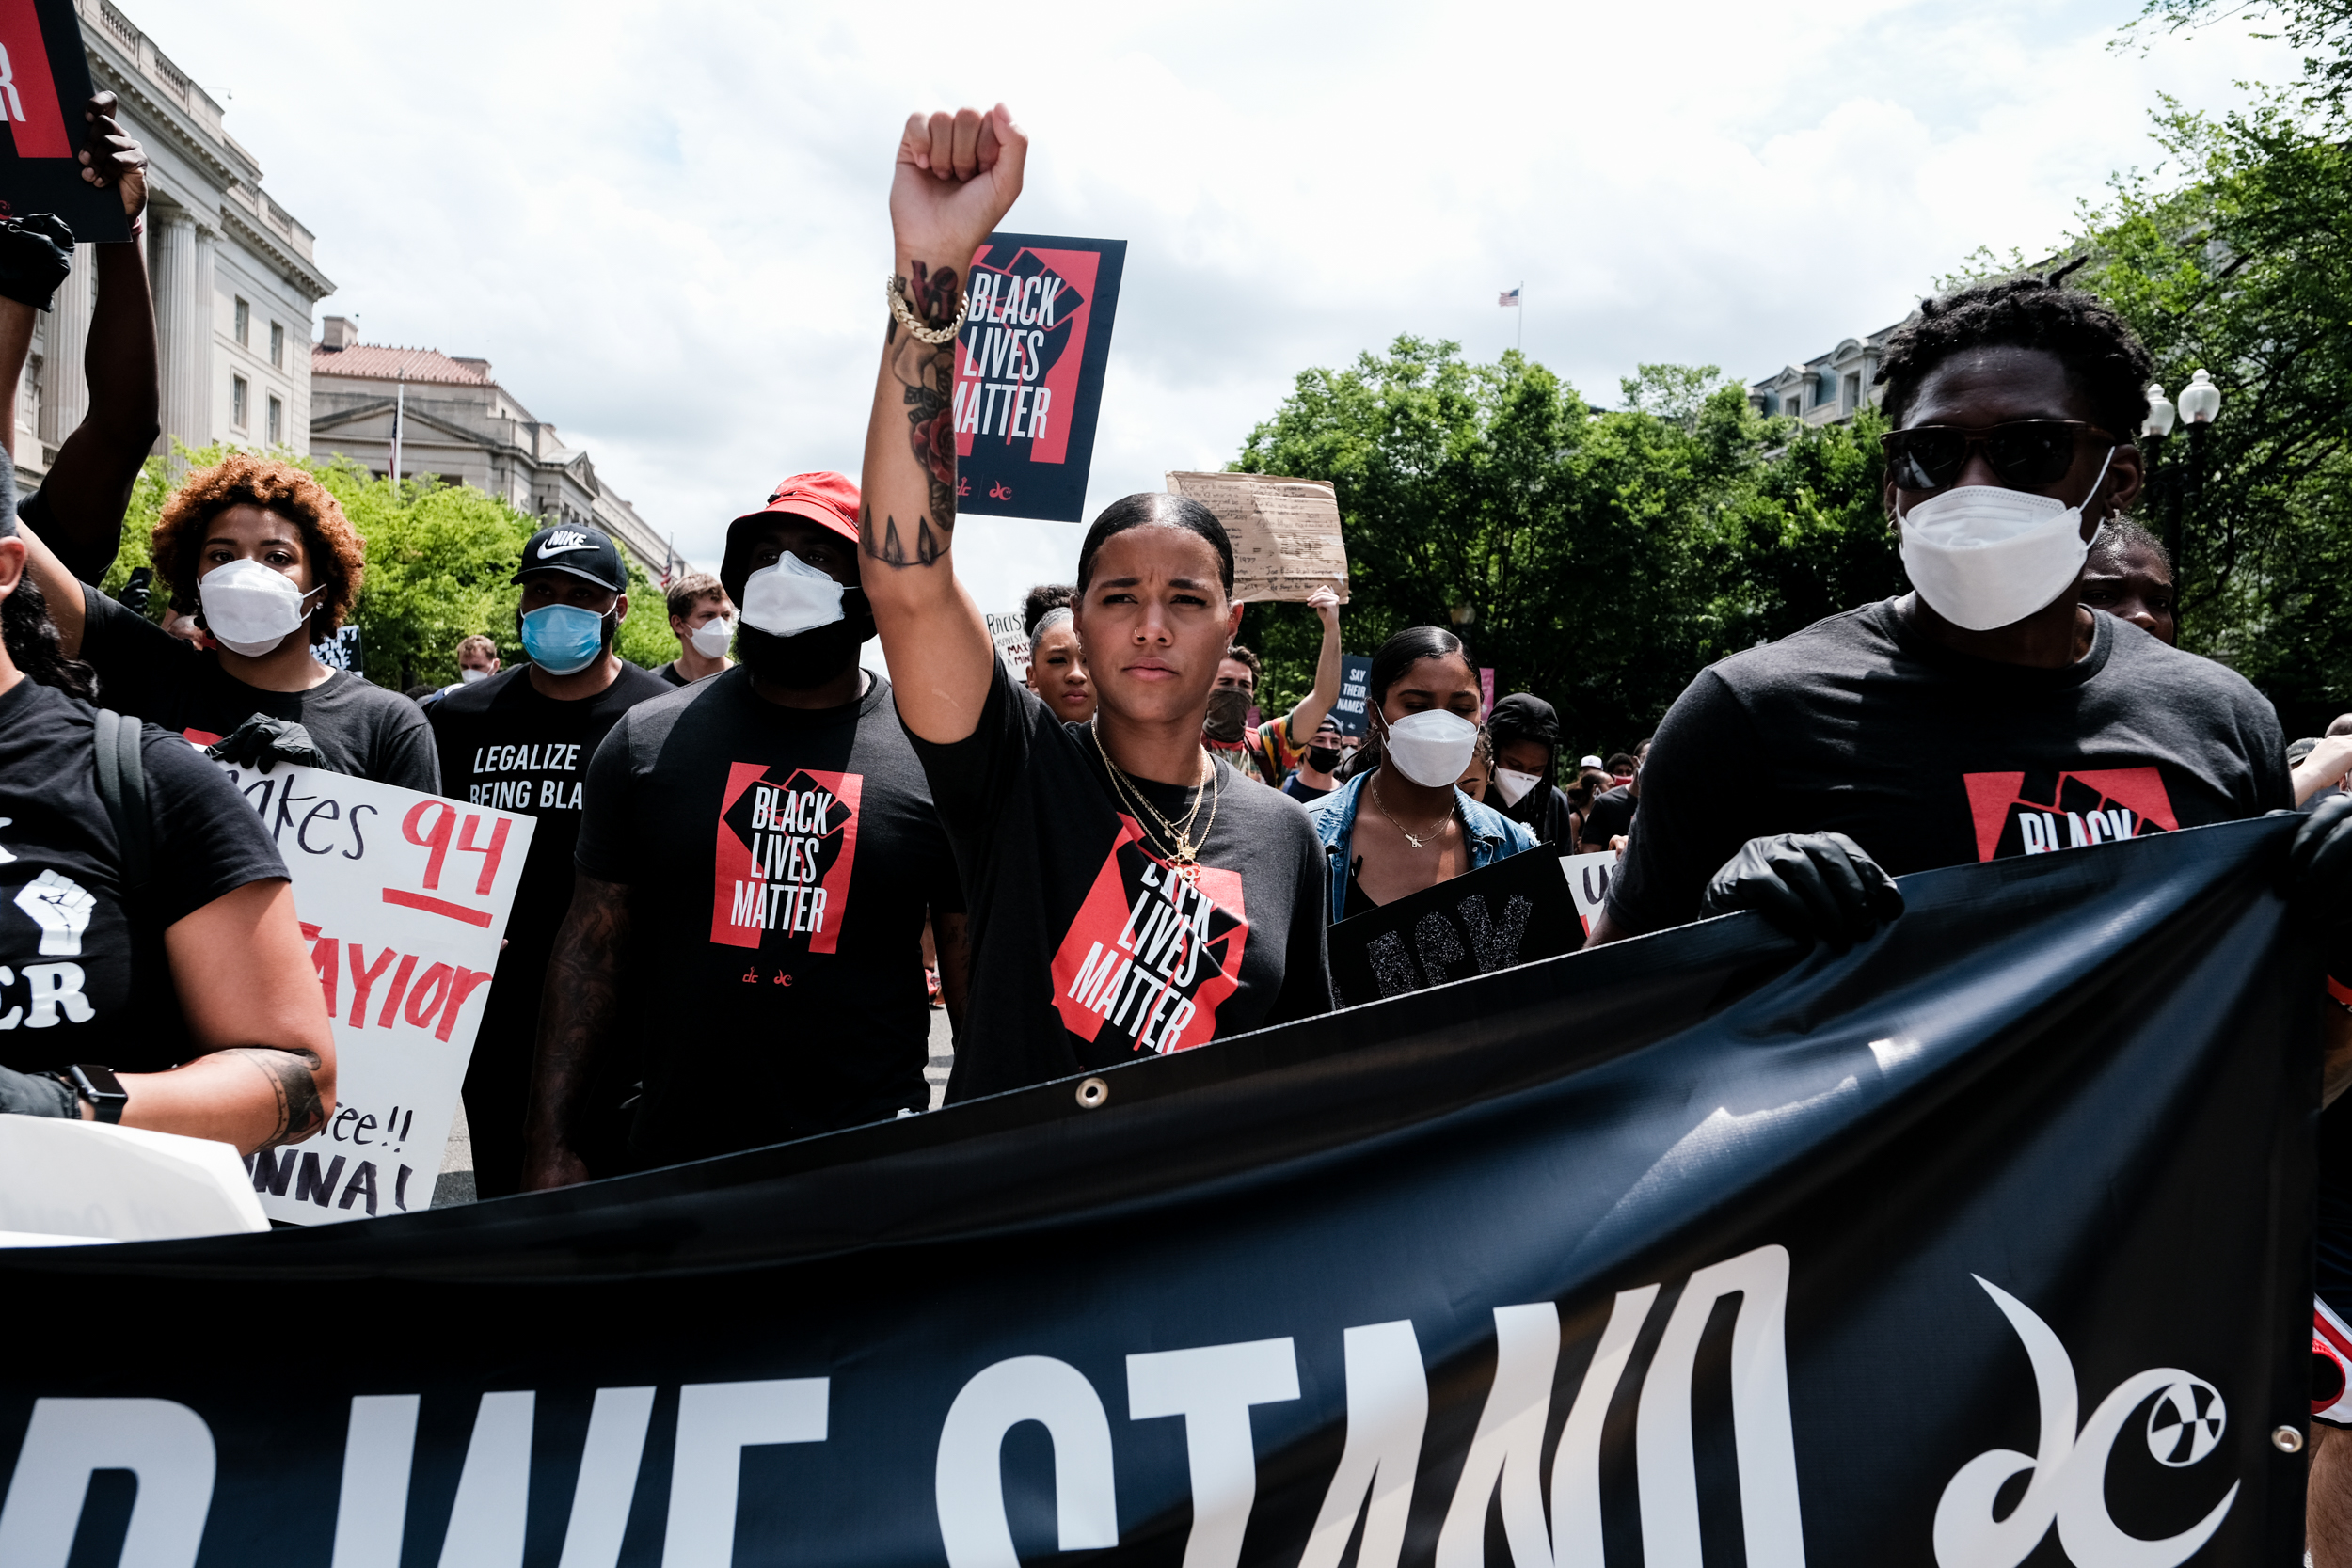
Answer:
[{"xmin": 1518, "ymin": 281, "xmax": 1524, "ymax": 356}]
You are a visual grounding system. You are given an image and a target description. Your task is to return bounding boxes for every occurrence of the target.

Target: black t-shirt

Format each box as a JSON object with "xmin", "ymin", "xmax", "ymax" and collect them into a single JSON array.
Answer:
[
  {"xmin": 659, "ymin": 662, "xmax": 690, "ymax": 688},
  {"xmin": 77, "ymin": 585, "xmax": 438, "ymax": 793},
  {"xmin": 1507, "ymin": 784, "xmax": 1578, "ymax": 848},
  {"xmin": 574, "ymin": 668, "xmax": 961, "ymax": 1163},
  {"xmin": 426, "ymin": 662, "xmax": 674, "ymax": 1012},
  {"xmin": 1606, "ymin": 598, "xmax": 2292, "ymax": 934},
  {"xmin": 909, "ymin": 657, "xmax": 1333, "ymax": 1101},
  {"xmin": 0, "ymin": 677, "xmax": 287, "ymax": 1072},
  {"xmin": 1579, "ymin": 784, "xmax": 1634, "ymax": 847}
]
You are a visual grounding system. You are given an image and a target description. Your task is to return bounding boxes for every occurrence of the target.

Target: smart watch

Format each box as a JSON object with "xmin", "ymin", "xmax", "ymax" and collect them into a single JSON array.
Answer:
[{"xmin": 64, "ymin": 1063, "xmax": 127, "ymax": 1125}]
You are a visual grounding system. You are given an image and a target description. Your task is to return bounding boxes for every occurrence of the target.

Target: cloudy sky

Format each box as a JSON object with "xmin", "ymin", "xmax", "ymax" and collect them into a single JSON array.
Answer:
[{"xmin": 139, "ymin": 0, "xmax": 2296, "ymax": 615}]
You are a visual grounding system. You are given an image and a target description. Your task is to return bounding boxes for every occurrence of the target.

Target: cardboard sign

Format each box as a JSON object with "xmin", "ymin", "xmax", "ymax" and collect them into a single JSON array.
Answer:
[
  {"xmin": 0, "ymin": 0, "xmax": 129, "ymax": 243},
  {"xmin": 1165, "ymin": 471, "xmax": 1351, "ymax": 603},
  {"xmin": 1561, "ymin": 848, "xmax": 1617, "ymax": 936},
  {"xmin": 1330, "ymin": 653, "xmax": 1372, "ymax": 737},
  {"xmin": 953, "ymin": 232, "xmax": 1126, "ymax": 524},
  {"xmin": 0, "ymin": 1117, "xmax": 267, "ymax": 1243},
  {"xmin": 209, "ymin": 761, "xmax": 534, "ymax": 1225},
  {"xmin": 983, "ymin": 610, "xmax": 1030, "ymax": 681},
  {"xmin": 1327, "ymin": 848, "xmax": 1582, "ymax": 1007}
]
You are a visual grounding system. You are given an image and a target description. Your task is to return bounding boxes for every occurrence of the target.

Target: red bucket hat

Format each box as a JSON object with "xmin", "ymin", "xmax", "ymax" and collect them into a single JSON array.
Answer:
[{"xmin": 730, "ymin": 471, "xmax": 860, "ymax": 546}]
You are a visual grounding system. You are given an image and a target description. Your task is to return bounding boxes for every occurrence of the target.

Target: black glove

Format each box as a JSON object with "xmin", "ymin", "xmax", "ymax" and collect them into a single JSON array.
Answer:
[
  {"xmin": 0, "ymin": 1064, "xmax": 77, "ymax": 1118},
  {"xmin": 205, "ymin": 714, "xmax": 326, "ymax": 773},
  {"xmin": 1700, "ymin": 831, "xmax": 1905, "ymax": 949},
  {"xmin": 0, "ymin": 214, "xmax": 76, "ymax": 310}
]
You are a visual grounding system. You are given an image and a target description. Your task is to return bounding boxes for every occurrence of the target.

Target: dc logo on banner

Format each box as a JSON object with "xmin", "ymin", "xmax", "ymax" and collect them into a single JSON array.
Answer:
[{"xmin": 1934, "ymin": 1275, "xmax": 2238, "ymax": 1568}]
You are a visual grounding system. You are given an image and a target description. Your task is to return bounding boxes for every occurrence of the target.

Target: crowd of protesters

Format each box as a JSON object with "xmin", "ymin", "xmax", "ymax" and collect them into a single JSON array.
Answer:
[{"xmin": 10, "ymin": 89, "xmax": 2352, "ymax": 1558}]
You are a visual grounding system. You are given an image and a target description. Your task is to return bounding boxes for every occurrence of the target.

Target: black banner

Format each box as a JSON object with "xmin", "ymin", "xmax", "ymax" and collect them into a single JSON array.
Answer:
[
  {"xmin": 1327, "ymin": 850, "xmax": 1584, "ymax": 1007},
  {"xmin": 0, "ymin": 817, "xmax": 2316, "ymax": 1567},
  {"xmin": 951, "ymin": 231, "xmax": 1124, "ymax": 525}
]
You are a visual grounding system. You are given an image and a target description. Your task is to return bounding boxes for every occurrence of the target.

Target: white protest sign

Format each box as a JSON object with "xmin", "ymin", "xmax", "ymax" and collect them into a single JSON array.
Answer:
[
  {"xmin": 210, "ymin": 760, "xmax": 534, "ymax": 1226},
  {"xmin": 985, "ymin": 609, "xmax": 1032, "ymax": 680},
  {"xmin": 1165, "ymin": 470, "xmax": 1351, "ymax": 604},
  {"xmin": 1562, "ymin": 850, "xmax": 1617, "ymax": 937}
]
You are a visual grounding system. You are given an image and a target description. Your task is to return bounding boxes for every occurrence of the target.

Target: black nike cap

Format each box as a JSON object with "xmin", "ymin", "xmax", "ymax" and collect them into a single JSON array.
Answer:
[{"xmin": 514, "ymin": 524, "xmax": 628, "ymax": 593}]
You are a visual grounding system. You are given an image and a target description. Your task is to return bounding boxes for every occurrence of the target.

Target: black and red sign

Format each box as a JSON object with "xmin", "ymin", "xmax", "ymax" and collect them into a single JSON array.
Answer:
[
  {"xmin": 952, "ymin": 231, "xmax": 1125, "ymax": 524},
  {"xmin": 0, "ymin": 0, "xmax": 129, "ymax": 244}
]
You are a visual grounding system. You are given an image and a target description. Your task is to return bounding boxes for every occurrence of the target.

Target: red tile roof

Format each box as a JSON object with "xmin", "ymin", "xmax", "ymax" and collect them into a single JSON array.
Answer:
[{"xmin": 310, "ymin": 344, "xmax": 490, "ymax": 385}]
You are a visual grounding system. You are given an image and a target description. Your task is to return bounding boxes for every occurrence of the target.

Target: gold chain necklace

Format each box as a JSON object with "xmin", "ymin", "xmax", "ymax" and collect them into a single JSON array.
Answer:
[
  {"xmin": 1091, "ymin": 722, "xmax": 1220, "ymax": 878},
  {"xmin": 1370, "ymin": 771, "xmax": 1454, "ymax": 850}
]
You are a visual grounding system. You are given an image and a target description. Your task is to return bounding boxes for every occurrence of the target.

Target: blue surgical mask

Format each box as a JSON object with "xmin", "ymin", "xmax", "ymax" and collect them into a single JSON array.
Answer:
[{"xmin": 518, "ymin": 603, "xmax": 612, "ymax": 675}]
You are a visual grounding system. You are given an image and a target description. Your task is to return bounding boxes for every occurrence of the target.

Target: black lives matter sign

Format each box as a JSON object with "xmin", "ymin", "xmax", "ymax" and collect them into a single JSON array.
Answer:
[
  {"xmin": 952, "ymin": 232, "xmax": 1126, "ymax": 525},
  {"xmin": 0, "ymin": 0, "xmax": 129, "ymax": 243}
]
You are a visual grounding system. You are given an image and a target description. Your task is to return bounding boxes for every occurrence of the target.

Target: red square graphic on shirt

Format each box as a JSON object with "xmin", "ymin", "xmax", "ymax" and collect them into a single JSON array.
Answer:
[
  {"xmin": 708, "ymin": 762, "xmax": 863, "ymax": 954},
  {"xmin": 1049, "ymin": 815, "xmax": 1248, "ymax": 1059},
  {"xmin": 1963, "ymin": 766, "xmax": 2178, "ymax": 863}
]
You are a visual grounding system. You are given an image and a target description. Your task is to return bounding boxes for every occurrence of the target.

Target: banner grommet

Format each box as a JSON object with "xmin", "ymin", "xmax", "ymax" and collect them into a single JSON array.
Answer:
[
  {"xmin": 1075, "ymin": 1077, "xmax": 1108, "ymax": 1110},
  {"xmin": 2275, "ymin": 1424, "xmax": 2306, "ymax": 1452}
]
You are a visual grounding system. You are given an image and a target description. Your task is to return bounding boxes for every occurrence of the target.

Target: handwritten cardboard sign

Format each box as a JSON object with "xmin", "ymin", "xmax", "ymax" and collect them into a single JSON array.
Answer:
[
  {"xmin": 0, "ymin": 0, "xmax": 130, "ymax": 243},
  {"xmin": 1164, "ymin": 471, "xmax": 1351, "ymax": 604},
  {"xmin": 985, "ymin": 610, "xmax": 1031, "ymax": 681},
  {"xmin": 210, "ymin": 761, "xmax": 534, "ymax": 1225},
  {"xmin": 953, "ymin": 232, "xmax": 1127, "ymax": 524},
  {"xmin": 1326, "ymin": 849, "xmax": 1581, "ymax": 1007}
]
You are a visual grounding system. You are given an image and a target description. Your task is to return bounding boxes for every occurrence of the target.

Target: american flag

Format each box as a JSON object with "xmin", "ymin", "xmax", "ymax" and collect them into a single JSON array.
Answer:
[{"xmin": 1498, "ymin": 287, "xmax": 1521, "ymax": 307}]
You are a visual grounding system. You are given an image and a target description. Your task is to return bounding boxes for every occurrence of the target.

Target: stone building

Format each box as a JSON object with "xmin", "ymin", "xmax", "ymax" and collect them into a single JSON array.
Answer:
[
  {"xmin": 13, "ymin": 0, "xmax": 333, "ymax": 481},
  {"xmin": 309, "ymin": 320, "xmax": 680, "ymax": 579},
  {"xmin": 1747, "ymin": 321, "xmax": 1907, "ymax": 425}
]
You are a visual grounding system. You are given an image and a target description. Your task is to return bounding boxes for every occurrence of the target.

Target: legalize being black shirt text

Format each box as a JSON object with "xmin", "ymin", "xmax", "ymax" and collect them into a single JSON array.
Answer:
[
  {"xmin": 77, "ymin": 584, "xmax": 439, "ymax": 792},
  {"xmin": 910, "ymin": 657, "xmax": 1333, "ymax": 1101},
  {"xmin": 427, "ymin": 660, "xmax": 673, "ymax": 1186},
  {"xmin": 1605, "ymin": 598, "xmax": 2291, "ymax": 935},
  {"xmin": 575, "ymin": 668, "xmax": 961, "ymax": 1165},
  {"xmin": 0, "ymin": 677, "xmax": 286, "ymax": 1072}
]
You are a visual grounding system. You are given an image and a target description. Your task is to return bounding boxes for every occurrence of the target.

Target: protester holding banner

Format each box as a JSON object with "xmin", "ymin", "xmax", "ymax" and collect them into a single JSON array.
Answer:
[
  {"xmin": 853, "ymin": 103, "xmax": 1330, "ymax": 1099},
  {"xmin": 428, "ymin": 523, "xmax": 670, "ymax": 1195},
  {"xmin": 1306, "ymin": 626, "xmax": 1535, "ymax": 921},
  {"xmin": 660, "ymin": 570, "xmax": 734, "ymax": 687},
  {"xmin": 1487, "ymin": 691, "xmax": 1578, "ymax": 847},
  {"xmin": 0, "ymin": 465, "xmax": 337, "ymax": 1152},
  {"xmin": 1203, "ymin": 584, "xmax": 1344, "ymax": 786},
  {"xmin": 521, "ymin": 474, "xmax": 967, "ymax": 1181},
  {"xmin": 1022, "ymin": 604, "xmax": 1094, "ymax": 722},
  {"xmin": 24, "ymin": 455, "xmax": 439, "ymax": 789},
  {"xmin": 2077, "ymin": 517, "xmax": 2176, "ymax": 646}
]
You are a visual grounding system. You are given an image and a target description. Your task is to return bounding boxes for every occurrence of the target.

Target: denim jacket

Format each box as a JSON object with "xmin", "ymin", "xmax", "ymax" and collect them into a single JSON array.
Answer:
[{"xmin": 1302, "ymin": 771, "xmax": 1541, "ymax": 924}]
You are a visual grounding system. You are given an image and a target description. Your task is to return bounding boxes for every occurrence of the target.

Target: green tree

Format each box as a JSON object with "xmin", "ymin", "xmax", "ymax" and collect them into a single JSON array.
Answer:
[
  {"xmin": 1233, "ymin": 338, "xmax": 1897, "ymax": 756},
  {"xmin": 101, "ymin": 443, "xmax": 677, "ymax": 689}
]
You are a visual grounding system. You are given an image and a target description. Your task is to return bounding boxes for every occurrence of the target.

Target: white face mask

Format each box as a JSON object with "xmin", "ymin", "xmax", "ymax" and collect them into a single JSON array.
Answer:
[
  {"xmin": 199, "ymin": 558, "xmax": 321, "ymax": 657},
  {"xmin": 739, "ymin": 552, "xmax": 845, "ymax": 638},
  {"xmin": 1493, "ymin": 767, "xmax": 1540, "ymax": 806},
  {"xmin": 1381, "ymin": 708, "xmax": 1481, "ymax": 788},
  {"xmin": 459, "ymin": 668, "xmax": 489, "ymax": 684},
  {"xmin": 1898, "ymin": 447, "xmax": 2114, "ymax": 633},
  {"xmin": 690, "ymin": 616, "xmax": 734, "ymax": 658}
]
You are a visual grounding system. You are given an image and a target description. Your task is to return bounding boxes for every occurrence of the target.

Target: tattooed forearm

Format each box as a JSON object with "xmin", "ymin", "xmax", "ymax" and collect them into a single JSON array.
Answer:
[
  {"xmin": 228, "ymin": 1047, "xmax": 326, "ymax": 1148},
  {"xmin": 870, "ymin": 260, "xmax": 961, "ymax": 566},
  {"xmin": 526, "ymin": 875, "xmax": 632, "ymax": 1155}
]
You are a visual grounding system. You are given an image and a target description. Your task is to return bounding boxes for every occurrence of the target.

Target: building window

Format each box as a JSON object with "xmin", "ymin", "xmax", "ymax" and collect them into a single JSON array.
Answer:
[
  {"xmin": 266, "ymin": 395, "xmax": 282, "ymax": 445},
  {"xmin": 1842, "ymin": 372, "xmax": 1862, "ymax": 412},
  {"xmin": 269, "ymin": 322, "xmax": 283, "ymax": 368},
  {"xmin": 231, "ymin": 375, "xmax": 248, "ymax": 428},
  {"xmin": 233, "ymin": 297, "xmax": 249, "ymax": 346}
]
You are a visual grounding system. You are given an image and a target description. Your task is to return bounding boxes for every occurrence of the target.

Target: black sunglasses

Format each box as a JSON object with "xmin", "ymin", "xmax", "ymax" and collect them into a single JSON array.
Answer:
[{"xmin": 1881, "ymin": 420, "xmax": 2116, "ymax": 493}]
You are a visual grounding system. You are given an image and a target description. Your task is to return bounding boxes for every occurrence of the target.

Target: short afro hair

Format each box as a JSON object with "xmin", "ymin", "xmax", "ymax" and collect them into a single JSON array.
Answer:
[
  {"xmin": 2087, "ymin": 516, "xmax": 2172, "ymax": 577},
  {"xmin": 1023, "ymin": 582, "xmax": 1075, "ymax": 639},
  {"xmin": 151, "ymin": 454, "xmax": 365, "ymax": 642},
  {"xmin": 1875, "ymin": 264, "xmax": 2154, "ymax": 442}
]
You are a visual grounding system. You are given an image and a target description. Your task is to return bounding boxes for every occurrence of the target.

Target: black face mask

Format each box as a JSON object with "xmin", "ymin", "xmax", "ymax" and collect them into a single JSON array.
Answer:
[
  {"xmin": 1307, "ymin": 744, "xmax": 1343, "ymax": 772},
  {"xmin": 1203, "ymin": 687, "xmax": 1251, "ymax": 743},
  {"xmin": 735, "ymin": 616, "xmax": 866, "ymax": 691}
]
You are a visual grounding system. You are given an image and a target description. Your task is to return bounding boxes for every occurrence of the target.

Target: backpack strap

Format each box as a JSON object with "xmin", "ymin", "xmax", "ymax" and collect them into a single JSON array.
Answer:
[{"xmin": 91, "ymin": 707, "xmax": 152, "ymax": 894}]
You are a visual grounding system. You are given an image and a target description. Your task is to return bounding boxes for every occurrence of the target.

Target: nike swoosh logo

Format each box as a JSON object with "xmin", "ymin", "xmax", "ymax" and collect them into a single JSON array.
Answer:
[{"xmin": 538, "ymin": 541, "xmax": 597, "ymax": 557}]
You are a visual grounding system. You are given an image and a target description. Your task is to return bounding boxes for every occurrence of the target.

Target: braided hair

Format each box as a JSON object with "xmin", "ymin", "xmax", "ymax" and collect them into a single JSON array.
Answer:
[{"xmin": 1875, "ymin": 261, "xmax": 2154, "ymax": 439}]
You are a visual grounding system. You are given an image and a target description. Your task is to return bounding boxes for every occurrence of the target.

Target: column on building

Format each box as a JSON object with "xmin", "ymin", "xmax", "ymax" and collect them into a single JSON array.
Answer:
[
  {"xmin": 39, "ymin": 245, "xmax": 92, "ymax": 448},
  {"xmin": 149, "ymin": 208, "xmax": 213, "ymax": 453}
]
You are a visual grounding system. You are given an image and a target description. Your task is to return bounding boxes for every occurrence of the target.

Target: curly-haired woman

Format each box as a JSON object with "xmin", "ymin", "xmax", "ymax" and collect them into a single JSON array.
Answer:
[{"xmin": 24, "ymin": 452, "xmax": 437, "ymax": 791}]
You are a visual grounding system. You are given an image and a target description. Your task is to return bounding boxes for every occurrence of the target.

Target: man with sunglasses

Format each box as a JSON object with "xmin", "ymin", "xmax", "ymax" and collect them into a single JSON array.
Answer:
[{"xmin": 1589, "ymin": 272, "xmax": 2293, "ymax": 947}]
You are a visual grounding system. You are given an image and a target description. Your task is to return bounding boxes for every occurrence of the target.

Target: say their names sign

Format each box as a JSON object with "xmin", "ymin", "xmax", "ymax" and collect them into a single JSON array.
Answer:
[
  {"xmin": 209, "ymin": 760, "xmax": 534, "ymax": 1226},
  {"xmin": 952, "ymin": 232, "xmax": 1127, "ymax": 524},
  {"xmin": 0, "ymin": 0, "xmax": 129, "ymax": 243},
  {"xmin": 1164, "ymin": 471, "xmax": 1351, "ymax": 604}
]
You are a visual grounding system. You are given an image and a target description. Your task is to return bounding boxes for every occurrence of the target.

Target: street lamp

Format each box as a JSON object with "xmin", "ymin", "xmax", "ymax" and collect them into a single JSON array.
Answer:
[
  {"xmin": 2178, "ymin": 369, "xmax": 2221, "ymax": 427},
  {"xmin": 2178, "ymin": 371, "xmax": 2221, "ymax": 609},
  {"xmin": 1449, "ymin": 600, "xmax": 1476, "ymax": 628},
  {"xmin": 2139, "ymin": 383, "xmax": 2178, "ymax": 569}
]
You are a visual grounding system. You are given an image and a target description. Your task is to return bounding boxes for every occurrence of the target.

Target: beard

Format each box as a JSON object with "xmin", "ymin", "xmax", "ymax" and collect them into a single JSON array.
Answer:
[{"xmin": 735, "ymin": 616, "xmax": 867, "ymax": 690}]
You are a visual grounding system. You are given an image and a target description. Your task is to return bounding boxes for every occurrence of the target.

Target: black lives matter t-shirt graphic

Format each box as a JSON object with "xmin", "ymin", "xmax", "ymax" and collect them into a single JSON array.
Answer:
[
  {"xmin": 1963, "ymin": 766, "xmax": 2180, "ymax": 861},
  {"xmin": 1050, "ymin": 815, "xmax": 1248, "ymax": 1059},
  {"xmin": 710, "ymin": 764, "xmax": 863, "ymax": 955}
]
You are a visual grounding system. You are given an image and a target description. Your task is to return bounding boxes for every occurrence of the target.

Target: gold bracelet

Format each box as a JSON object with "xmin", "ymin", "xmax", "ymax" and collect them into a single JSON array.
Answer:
[{"xmin": 886, "ymin": 275, "xmax": 969, "ymax": 344}]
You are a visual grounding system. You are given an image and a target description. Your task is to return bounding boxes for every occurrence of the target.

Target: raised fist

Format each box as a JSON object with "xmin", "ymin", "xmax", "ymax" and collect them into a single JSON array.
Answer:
[
  {"xmin": 890, "ymin": 103, "xmax": 1026, "ymax": 278},
  {"xmin": 15, "ymin": 870, "xmax": 93, "ymax": 958},
  {"xmin": 77, "ymin": 92, "xmax": 148, "ymax": 220},
  {"xmin": 1307, "ymin": 584, "xmax": 1342, "ymax": 628}
]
